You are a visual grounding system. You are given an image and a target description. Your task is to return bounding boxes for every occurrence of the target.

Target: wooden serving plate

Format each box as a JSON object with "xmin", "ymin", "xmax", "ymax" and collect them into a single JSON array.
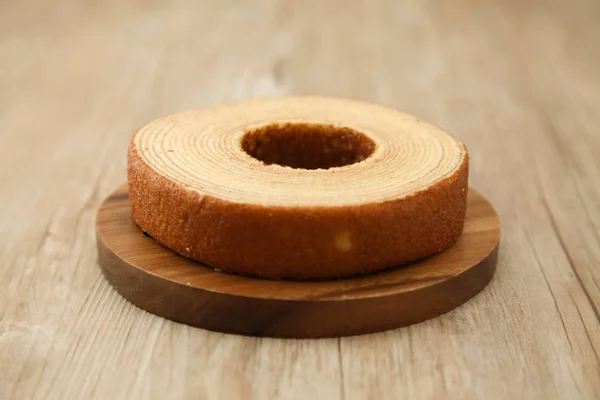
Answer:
[{"xmin": 96, "ymin": 185, "xmax": 500, "ymax": 338}]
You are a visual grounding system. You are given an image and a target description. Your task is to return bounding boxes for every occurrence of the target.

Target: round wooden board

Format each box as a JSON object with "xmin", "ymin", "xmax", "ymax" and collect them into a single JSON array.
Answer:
[{"xmin": 96, "ymin": 185, "xmax": 500, "ymax": 338}]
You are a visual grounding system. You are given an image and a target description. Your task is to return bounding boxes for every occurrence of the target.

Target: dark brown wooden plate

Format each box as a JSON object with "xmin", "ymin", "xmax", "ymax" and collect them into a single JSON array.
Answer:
[{"xmin": 96, "ymin": 185, "xmax": 500, "ymax": 338}]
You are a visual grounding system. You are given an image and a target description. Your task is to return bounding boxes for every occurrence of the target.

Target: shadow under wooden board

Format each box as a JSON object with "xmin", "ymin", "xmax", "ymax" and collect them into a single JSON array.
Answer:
[{"xmin": 96, "ymin": 185, "xmax": 500, "ymax": 338}]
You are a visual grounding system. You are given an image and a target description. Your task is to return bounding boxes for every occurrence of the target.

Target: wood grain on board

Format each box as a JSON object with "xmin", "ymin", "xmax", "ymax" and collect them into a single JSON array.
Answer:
[
  {"xmin": 1, "ymin": 0, "xmax": 599, "ymax": 399},
  {"xmin": 96, "ymin": 185, "xmax": 499, "ymax": 338}
]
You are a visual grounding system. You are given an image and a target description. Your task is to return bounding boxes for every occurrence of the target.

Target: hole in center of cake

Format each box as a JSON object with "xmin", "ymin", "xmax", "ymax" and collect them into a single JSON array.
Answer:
[{"xmin": 241, "ymin": 123, "xmax": 376, "ymax": 170}]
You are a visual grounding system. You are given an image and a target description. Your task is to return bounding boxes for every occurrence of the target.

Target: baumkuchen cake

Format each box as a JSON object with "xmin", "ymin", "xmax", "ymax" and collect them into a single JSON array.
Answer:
[{"xmin": 128, "ymin": 97, "xmax": 469, "ymax": 279}]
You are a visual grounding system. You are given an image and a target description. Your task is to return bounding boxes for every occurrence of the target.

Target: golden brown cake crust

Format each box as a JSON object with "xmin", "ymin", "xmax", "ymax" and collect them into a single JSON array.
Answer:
[{"xmin": 127, "ymin": 135, "xmax": 469, "ymax": 280}]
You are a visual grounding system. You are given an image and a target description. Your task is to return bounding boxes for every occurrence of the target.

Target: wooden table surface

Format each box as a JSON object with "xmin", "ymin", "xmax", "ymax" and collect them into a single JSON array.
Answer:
[{"xmin": 1, "ymin": 1, "xmax": 599, "ymax": 399}]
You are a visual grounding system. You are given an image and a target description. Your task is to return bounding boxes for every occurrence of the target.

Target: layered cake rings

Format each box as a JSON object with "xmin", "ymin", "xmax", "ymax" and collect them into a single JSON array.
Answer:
[{"xmin": 128, "ymin": 97, "xmax": 469, "ymax": 279}]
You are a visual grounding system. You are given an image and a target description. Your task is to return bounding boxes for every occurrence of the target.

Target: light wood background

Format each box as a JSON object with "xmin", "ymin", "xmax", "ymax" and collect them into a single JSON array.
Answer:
[{"xmin": 1, "ymin": 0, "xmax": 599, "ymax": 399}]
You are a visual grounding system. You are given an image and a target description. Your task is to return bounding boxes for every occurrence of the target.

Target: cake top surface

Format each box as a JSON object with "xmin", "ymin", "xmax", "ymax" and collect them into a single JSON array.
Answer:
[{"xmin": 133, "ymin": 96, "xmax": 467, "ymax": 206}]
